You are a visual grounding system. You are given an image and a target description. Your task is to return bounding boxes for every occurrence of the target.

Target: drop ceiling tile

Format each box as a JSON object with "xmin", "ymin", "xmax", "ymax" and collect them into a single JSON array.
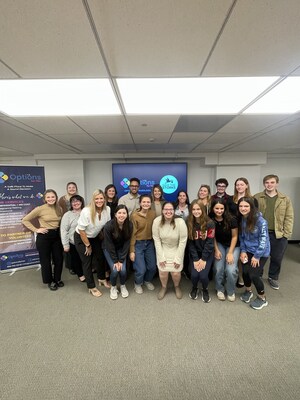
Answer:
[
  {"xmin": 71, "ymin": 116, "xmax": 130, "ymax": 134},
  {"xmin": 132, "ymin": 133, "xmax": 172, "ymax": 144},
  {"xmin": 13, "ymin": 117, "xmax": 85, "ymax": 134},
  {"xmin": 170, "ymin": 132, "xmax": 212, "ymax": 143},
  {"xmin": 90, "ymin": 133, "xmax": 133, "ymax": 144},
  {"xmin": 174, "ymin": 115, "xmax": 235, "ymax": 132},
  {"xmin": 218, "ymin": 115, "xmax": 290, "ymax": 134},
  {"xmin": 49, "ymin": 134, "xmax": 98, "ymax": 146},
  {"xmin": 126, "ymin": 115, "xmax": 179, "ymax": 134},
  {"xmin": 76, "ymin": 144, "xmax": 137, "ymax": 153},
  {"xmin": 204, "ymin": 132, "xmax": 252, "ymax": 144}
]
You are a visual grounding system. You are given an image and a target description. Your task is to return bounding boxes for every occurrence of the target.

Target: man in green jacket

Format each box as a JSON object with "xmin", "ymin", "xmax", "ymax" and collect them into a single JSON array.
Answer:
[{"xmin": 254, "ymin": 174, "xmax": 294, "ymax": 290}]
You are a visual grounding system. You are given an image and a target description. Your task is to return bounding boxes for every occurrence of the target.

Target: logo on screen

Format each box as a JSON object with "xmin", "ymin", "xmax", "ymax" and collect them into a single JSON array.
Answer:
[
  {"xmin": 0, "ymin": 255, "xmax": 8, "ymax": 261},
  {"xmin": 160, "ymin": 175, "xmax": 178, "ymax": 194},
  {"xmin": 120, "ymin": 178, "xmax": 130, "ymax": 189},
  {"xmin": 0, "ymin": 171, "xmax": 9, "ymax": 184}
]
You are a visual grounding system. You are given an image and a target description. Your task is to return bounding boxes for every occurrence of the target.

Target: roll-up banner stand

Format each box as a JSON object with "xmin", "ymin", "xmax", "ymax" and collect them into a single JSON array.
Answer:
[{"xmin": 0, "ymin": 166, "xmax": 45, "ymax": 273}]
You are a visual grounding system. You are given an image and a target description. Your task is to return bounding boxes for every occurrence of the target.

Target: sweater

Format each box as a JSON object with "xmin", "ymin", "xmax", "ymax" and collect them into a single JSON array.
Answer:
[
  {"xmin": 188, "ymin": 220, "xmax": 215, "ymax": 262},
  {"xmin": 60, "ymin": 210, "xmax": 81, "ymax": 247},
  {"xmin": 102, "ymin": 219, "xmax": 133, "ymax": 263},
  {"xmin": 130, "ymin": 209, "xmax": 156, "ymax": 253},
  {"xmin": 22, "ymin": 204, "xmax": 62, "ymax": 232}
]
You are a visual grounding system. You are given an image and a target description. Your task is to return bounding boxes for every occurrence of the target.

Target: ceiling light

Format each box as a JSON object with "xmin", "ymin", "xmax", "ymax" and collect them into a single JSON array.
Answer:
[
  {"xmin": 0, "ymin": 79, "xmax": 121, "ymax": 116},
  {"xmin": 243, "ymin": 77, "xmax": 300, "ymax": 114},
  {"xmin": 116, "ymin": 77, "xmax": 278, "ymax": 114}
]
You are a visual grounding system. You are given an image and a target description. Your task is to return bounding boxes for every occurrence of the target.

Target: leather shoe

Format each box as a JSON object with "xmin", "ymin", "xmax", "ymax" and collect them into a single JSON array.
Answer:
[
  {"xmin": 56, "ymin": 281, "xmax": 64, "ymax": 287},
  {"xmin": 48, "ymin": 282, "xmax": 57, "ymax": 291}
]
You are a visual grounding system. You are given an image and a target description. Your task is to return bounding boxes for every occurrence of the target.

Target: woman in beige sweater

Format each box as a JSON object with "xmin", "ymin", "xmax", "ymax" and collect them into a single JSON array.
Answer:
[{"xmin": 22, "ymin": 189, "xmax": 64, "ymax": 291}]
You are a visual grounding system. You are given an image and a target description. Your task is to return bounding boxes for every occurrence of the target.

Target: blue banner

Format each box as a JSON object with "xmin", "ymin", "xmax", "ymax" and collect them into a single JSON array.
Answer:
[{"xmin": 0, "ymin": 166, "xmax": 45, "ymax": 272}]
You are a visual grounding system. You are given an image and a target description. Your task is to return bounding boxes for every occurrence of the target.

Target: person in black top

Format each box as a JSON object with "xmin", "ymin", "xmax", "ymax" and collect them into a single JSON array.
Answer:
[
  {"xmin": 210, "ymin": 198, "xmax": 239, "ymax": 302},
  {"xmin": 187, "ymin": 200, "xmax": 215, "ymax": 303},
  {"xmin": 105, "ymin": 184, "xmax": 119, "ymax": 219},
  {"xmin": 102, "ymin": 205, "xmax": 133, "ymax": 300}
]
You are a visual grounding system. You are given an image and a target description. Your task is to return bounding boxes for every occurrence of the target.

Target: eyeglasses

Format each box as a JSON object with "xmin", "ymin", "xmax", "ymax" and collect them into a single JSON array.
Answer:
[
  {"xmin": 217, "ymin": 185, "xmax": 227, "ymax": 188},
  {"xmin": 130, "ymin": 185, "xmax": 139, "ymax": 188}
]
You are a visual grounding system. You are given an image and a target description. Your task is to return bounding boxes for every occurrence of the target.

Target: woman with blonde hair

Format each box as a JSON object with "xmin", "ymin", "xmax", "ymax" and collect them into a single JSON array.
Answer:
[
  {"xmin": 74, "ymin": 189, "xmax": 111, "ymax": 297},
  {"xmin": 22, "ymin": 189, "xmax": 64, "ymax": 291},
  {"xmin": 197, "ymin": 184, "xmax": 211, "ymax": 214}
]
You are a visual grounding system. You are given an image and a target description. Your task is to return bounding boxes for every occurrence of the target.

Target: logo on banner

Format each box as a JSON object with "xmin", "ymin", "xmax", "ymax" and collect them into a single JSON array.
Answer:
[
  {"xmin": 120, "ymin": 178, "xmax": 130, "ymax": 188},
  {"xmin": 36, "ymin": 193, "xmax": 44, "ymax": 199},
  {"xmin": 160, "ymin": 175, "xmax": 178, "ymax": 194},
  {"xmin": 0, "ymin": 171, "xmax": 9, "ymax": 184}
]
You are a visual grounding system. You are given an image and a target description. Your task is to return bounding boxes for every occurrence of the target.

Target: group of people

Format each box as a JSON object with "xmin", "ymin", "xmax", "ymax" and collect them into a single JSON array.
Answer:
[{"xmin": 21, "ymin": 174, "xmax": 294, "ymax": 311}]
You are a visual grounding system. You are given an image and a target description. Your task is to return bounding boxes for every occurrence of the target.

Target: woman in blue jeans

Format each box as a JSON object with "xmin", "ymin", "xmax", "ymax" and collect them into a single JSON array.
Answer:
[
  {"xmin": 130, "ymin": 195, "xmax": 157, "ymax": 294},
  {"xmin": 187, "ymin": 200, "xmax": 215, "ymax": 303},
  {"xmin": 210, "ymin": 198, "xmax": 239, "ymax": 302},
  {"xmin": 102, "ymin": 205, "xmax": 133, "ymax": 300}
]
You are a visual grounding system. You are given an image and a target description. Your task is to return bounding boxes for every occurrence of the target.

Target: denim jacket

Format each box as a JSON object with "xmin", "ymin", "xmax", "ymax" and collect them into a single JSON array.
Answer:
[{"xmin": 239, "ymin": 213, "xmax": 270, "ymax": 259}]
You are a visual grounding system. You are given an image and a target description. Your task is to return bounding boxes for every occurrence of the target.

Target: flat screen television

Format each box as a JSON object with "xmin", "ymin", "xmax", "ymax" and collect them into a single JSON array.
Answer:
[{"xmin": 112, "ymin": 163, "xmax": 187, "ymax": 202}]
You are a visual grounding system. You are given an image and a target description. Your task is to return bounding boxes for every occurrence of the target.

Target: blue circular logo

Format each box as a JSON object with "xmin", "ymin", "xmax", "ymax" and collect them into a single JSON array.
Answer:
[{"xmin": 160, "ymin": 175, "xmax": 178, "ymax": 194}]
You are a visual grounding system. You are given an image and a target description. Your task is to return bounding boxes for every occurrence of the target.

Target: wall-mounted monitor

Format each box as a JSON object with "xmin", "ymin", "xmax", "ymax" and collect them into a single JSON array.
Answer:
[{"xmin": 112, "ymin": 163, "xmax": 187, "ymax": 202}]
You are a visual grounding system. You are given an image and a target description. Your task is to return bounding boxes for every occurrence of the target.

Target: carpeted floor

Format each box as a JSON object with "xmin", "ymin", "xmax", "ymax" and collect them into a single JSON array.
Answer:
[{"xmin": 1, "ymin": 244, "xmax": 299, "ymax": 400}]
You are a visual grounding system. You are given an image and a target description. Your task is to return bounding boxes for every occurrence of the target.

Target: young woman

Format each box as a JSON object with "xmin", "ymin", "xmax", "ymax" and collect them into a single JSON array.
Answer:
[
  {"xmin": 58, "ymin": 182, "xmax": 78, "ymax": 215},
  {"xmin": 174, "ymin": 190, "xmax": 190, "ymax": 221},
  {"xmin": 151, "ymin": 184, "xmax": 165, "ymax": 216},
  {"xmin": 197, "ymin": 184, "xmax": 211, "ymax": 214},
  {"xmin": 238, "ymin": 197, "xmax": 270, "ymax": 310},
  {"xmin": 209, "ymin": 198, "xmax": 239, "ymax": 301},
  {"xmin": 74, "ymin": 189, "xmax": 111, "ymax": 297},
  {"xmin": 187, "ymin": 200, "xmax": 215, "ymax": 303},
  {"xmin": 130, "ymin": 195, "xmax": 157, "ymax": 294},
  {"xmin": 103, "ymin": 205, "xmax": 133, "ymax": 300},
  {"xmin": 22, "ymin": 189, "xmax": 64, "ymax": 291},
  {"xmin": 104, "ymin": 184, "xmax": 119, "ymax": 219},
  {"xmin": 152, "ymin": 202, "xmax": 188, "ymax": 300},
  {"xmin": 60, "ymin": 195, "xmax": 85, "ymax": 282}
]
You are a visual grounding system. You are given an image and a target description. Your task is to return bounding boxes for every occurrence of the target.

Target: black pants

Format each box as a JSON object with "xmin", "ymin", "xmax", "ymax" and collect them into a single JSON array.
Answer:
[
  {"xmin": 36, "ymin": 229, "xmax": 63, "ymax": 284},
  {"xmin": 74, "ymin": 232, "xmax": 105, "ymax": 289},
  {"xmin": 69, "ymin": 243, "xmax": 84, "ymax": 278},
  {"xmin": 242, "ymin": 252, "xmax": 268, "ymax": 295}
]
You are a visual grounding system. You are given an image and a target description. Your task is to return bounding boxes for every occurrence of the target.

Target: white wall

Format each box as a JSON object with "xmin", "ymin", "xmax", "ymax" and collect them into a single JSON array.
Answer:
[{"xmin": 5, "ymin": 155, "xmax": 298, "ymax": 239}]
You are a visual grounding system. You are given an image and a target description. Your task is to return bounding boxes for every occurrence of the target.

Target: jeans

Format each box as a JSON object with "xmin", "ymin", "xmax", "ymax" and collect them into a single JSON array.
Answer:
[
  {"xmin": 190, "ymin": 252, "xmax": 214, "ymax": 290},
  {"xmin": 214, "ymin": 244, "xmax": 239, "ymax": 296},
  {"xmin": 103, "ymin": 249, "xmax": 127, "ymax": 286},
  {"xmin": 268, "ymin": 233, "xmax": 288, "ymax": 280},
  {"xmin": 133, "ymin": 240, "xmax": 156, "ymax": 285}
]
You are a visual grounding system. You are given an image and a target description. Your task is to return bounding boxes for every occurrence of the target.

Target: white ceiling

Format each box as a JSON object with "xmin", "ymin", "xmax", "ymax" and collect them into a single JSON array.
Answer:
[{"xmin": 1, "ymin": 0, "xmax": 300, "ymax": 159}]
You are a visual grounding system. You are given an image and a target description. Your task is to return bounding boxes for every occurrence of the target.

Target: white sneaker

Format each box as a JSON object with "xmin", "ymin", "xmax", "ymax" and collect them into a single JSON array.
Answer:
[
  {"xmin": 134, "ymin": 284, "xmax": 143, "ymax": 294},
  {"xmin": 144, "ymin": 281, "xmax": 155, "ymax": 291},
  {"xmin": 120, "ymin": 285, "xmax": 129, "ymax": 298},
  {"xmin": 110, "ymin": 286, "xmax": 119, "ymax": 300},
  {"xmin": 217, "ymin": 291, "xmax": 226, "ymax": 301},
  {"xmin": 227, "ymin": 293, "xmax": 236, "ymax": 302}
]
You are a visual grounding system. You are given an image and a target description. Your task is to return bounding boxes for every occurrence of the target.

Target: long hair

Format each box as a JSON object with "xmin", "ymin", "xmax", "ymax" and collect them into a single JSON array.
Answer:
[
  {"xmin": 104, "ymin": 184, "xmax": 118, "ymax": 204},
  {"xmin": 160, "ymin": 202, "xmax": 176, "ymax": 229},
  {"xmin": 187, "ymin": 200, "xmax": 210, "ymax": 240},
  {"xmin": 209, "ymin": 198, "xmax": 231, "ymax": 232},
  {"xmin": 151, "ymin": 184, "xmax": 164, "ymax": 202},
  {"xmin": 69, "ymin": 195, "xmax": 85, "ymax": 211},
  {"xmin": 89, "ymin": 189, "xmax": 106, "ymax": 224},
  {"xmin": 43, "ymin": 189, "xmax": 62, "ymax": 217},
  {"xmin": 174, "ymin": 190, "xmax": 190, "ymax": 209},
  {"xmin": 197, "ymin": 184, "xmax": 211, "ymax": 201},
  {"xmin": 238, "ymin": 197, "xmax": 258, "ymax": 232},
  {"xmin": 233, "ymin": 177, "xmax": 252, "ymax": 203},
  {"xmin": 111, "ymin": 205, "xmax": 131, "ymax": 240},
  {"xmin": 137, "ymin": 194, "xmax": 152, "ymax": 211}
]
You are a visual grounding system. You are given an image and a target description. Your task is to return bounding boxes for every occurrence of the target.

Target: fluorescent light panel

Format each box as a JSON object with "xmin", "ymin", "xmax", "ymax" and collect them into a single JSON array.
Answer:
[
  {"xmin": 243, "ymin": 77, "xmax": 300, "ymax": 114},
  {"xmin": 116, "ymin": 77, "xmax": 278, "ymax": 114},
  {"xmin": 0, "ymin": 79, "xmax": 121, "ymax": 116}
]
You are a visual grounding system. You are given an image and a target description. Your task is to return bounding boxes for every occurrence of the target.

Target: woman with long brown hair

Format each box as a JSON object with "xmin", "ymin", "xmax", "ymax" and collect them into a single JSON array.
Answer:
[{"xmin": 22, "ymin": 189, "xmax": 64, "ymax": 291}]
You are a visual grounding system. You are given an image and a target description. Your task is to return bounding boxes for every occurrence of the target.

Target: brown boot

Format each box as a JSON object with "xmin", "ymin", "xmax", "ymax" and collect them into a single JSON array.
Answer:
[
  {"xmin": 157, "ymin": 286, "xmax": 167, "ymax": 300},
  {"xmin": 174, "ymin": 286, "xmax": 182, "ymax": 299}
]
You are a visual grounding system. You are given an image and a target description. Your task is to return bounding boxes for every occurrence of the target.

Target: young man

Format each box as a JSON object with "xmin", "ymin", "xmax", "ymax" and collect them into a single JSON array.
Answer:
[
  {"xmin": 254, "ymin": 174, "xmax": 294, "ymax": 290},
  {"xmin": 211, "ymin": 178, "xmax": 231, "ymax": 203},
  {"xmin": 118, "ymin": 177, "xmax": 140, "ymax": 215}
]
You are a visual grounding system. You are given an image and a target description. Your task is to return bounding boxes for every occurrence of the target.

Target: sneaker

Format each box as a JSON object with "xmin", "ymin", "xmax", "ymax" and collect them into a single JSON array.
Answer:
[
  {"xmin": 189, "ymin": 287, "xmax": 199, "ymax": 300},
  {"xmin": 110, "ymin": 286, "xmax": 119, "ymax": 300},
  {"xmin": 250, "ymin": 297, "xmax": 268, "ymax": 310},
  {"xmin": 202, "ymin": 289, "xmax": 211, "ymax": 303},
  {"xmin": 134, "ymin": 284, "xmax": 143, "ymax": 294},
  {"xmin": 268, "ymin": 278, "xmax": 279, "ymax": 290},
  {"xmin": 227, "ymin": 293, "xmax": 236, "ymax": 302},
  {"xmin": 240, "ymin": 290, "xmax": 253, "ymax": 303},
  {"xmin": 120, "ymin": 285, "xmax": 129, "ymax": 298},
  {"xmin": 144, "ymin": 281, "xmax": 155, "ymax": 291},
  {"xmin": 217, "ymin": 291, "xmax": 226, "ymax": 301}
]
